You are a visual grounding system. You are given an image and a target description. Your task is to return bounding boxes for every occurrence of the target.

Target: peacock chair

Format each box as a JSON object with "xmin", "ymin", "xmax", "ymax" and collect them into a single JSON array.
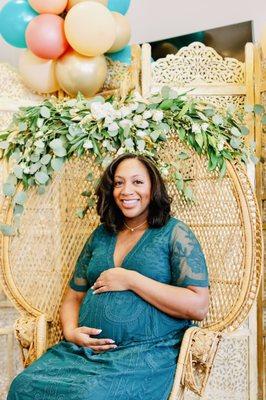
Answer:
[{"xmin": 0, "ymin": 42, "xmax": 263, "ymax": 399}]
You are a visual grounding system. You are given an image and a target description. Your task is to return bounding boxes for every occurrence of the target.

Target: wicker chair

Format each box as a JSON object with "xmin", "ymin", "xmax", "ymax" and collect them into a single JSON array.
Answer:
[{"xmin": 0, "ymin": 42, "xmax": 263, "ymax": 399}]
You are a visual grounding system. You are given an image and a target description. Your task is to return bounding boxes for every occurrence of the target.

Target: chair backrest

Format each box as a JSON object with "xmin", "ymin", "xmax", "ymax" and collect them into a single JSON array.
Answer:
[
  {"xmin": 0, "ymin": 132, "xmax": 262, "ymax": 349},
  {"xmin": 0, "ymin": 43, "xmax": 262, "ymax": 351}
]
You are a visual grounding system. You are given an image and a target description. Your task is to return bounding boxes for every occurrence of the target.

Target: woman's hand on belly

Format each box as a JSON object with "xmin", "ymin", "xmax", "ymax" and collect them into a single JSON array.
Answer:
[
  {"xmin": 65, "ymin": 326, "xmax": 117, "ymax": 353},
  {"xmin": 91, "ymin": 268, "xmax": 136, "ymax": 294}
]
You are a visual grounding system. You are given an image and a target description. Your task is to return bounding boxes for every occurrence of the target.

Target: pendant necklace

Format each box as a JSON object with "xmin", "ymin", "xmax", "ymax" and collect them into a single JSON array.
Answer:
[{"xmin": 124, "ymin": 220, "xmax": 147, "ymax": 232}]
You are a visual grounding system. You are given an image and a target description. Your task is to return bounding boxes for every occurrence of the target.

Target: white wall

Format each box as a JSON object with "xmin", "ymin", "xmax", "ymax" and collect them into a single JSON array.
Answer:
[{"xmin": 0, "ymin": 0, "xmax": 265, "ymax": 66}]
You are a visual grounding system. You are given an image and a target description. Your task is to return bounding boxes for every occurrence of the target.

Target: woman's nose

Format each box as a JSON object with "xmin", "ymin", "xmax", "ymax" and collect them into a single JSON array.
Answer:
[{"xmin": 121, "ymin": 182, "xmax": 134, "ymax": 195}]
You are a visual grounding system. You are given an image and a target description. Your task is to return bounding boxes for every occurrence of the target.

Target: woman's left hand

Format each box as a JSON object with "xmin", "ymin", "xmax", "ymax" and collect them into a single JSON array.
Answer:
[{"xmin": 91, "ymin": 268, "xmax": 137, "ymax": 294}]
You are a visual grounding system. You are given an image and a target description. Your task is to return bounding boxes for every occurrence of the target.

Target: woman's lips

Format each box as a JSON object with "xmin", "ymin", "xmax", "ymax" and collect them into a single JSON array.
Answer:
[{"xmin": 120, "ymin": 199, "xmax": 140, "ymax": 208}]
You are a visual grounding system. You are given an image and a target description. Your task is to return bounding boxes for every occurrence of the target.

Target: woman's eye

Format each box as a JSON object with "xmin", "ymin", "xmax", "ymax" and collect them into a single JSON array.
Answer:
[
  {"xmin": 134, "ymin": 180, "xmax": 143, "ymax": 184},
  {"xmin": 114, "ymin": 181, "xmax": 123, "ymax": 187}
]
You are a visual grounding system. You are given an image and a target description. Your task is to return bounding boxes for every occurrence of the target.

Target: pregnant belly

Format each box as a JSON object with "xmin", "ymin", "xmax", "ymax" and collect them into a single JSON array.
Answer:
[{"xmin": 78, "ymin": 288, "xmax": 150, "ymax": 344}]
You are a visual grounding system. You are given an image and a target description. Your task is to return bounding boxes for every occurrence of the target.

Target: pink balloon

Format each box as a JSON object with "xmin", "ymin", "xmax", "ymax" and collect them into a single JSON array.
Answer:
[
  {"xmin": 29, "ymin": 0, "xmax": 68, "ymax": 14},
  {"xmin": 26, "ymin": 14, "xmax": 69, "ymax": 60}
]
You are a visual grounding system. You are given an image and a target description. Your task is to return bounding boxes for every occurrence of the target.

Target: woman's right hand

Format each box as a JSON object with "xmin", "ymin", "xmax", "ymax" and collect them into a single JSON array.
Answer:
[{"xmin": 64, "ymin": 326, "xmax": 117, "ymax": 353}]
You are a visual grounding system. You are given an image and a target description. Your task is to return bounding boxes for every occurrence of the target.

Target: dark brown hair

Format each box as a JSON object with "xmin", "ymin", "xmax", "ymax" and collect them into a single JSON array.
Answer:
[{"xmin": 95, "ymin": 153, "xmax": 172, "ymax": 233}]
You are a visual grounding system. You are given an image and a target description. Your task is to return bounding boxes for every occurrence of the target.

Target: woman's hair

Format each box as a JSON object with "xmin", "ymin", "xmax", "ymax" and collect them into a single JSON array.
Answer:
[{"xmin": 95, "ymin": 153, "xmax": 172, "ymax": 233}]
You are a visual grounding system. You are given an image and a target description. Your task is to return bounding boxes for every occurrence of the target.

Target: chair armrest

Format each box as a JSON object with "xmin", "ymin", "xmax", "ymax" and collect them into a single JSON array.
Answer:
[{"xmin": 169, "ymin": 327, "xmax": 222, "ymax": 399}]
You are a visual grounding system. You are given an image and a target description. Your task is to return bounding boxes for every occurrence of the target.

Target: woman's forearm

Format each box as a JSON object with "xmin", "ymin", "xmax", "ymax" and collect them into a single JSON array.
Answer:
[
  {"xmin": 129, "ymin": 271, "xmax": 209, "ymax": 321},
  {"xmin": 60, "ymin": 291, "xmax": 84, "ymax": 339}
]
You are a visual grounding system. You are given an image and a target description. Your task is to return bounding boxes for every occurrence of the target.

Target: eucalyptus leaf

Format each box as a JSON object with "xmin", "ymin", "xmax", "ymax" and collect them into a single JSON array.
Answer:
[
  {"xmin": 159, "ymin": 99, "xmax": 174, "ymax": 110},
  {"xmin": 240, "ymin": 125, "xmax": 249, "ymax": 136},
  {"xmin": 136, "ymin": 103, "xmax": 146, "ymax": 114},
  {"xmin": 137, "ymin": 139, "xmax": 145, "ymax": 151},
  {"xmin": 51, "ymin": 157, "xmax": 64, "ymax": 171},
  {"xmin": 184, "ymin": 186, "xmax": 193, "ymax": 200},
  {"xmin": 204, "ymin": 108, "xmax": 215, "ymax": 117},
  {"xmin": 161, "ymin": 86, "xmax": 170, "ymax": 99},
  {"xmin": 14, "ymin": 191, "xmax": 27, "ymax": 205},
  {"xmin": 230, "ymin": 137, "xmax": 241, "ymax": 149},
  {"xmin": 87, "ymin": 198, "xmax": 96, "ymax": 207},
  {"xmin": 35, "ymin": 139, "xmax": 45, "ymax": 149},
  {"xmin": 38, "ymin": 186, "xmax": 46, "ymax": 195},
  {"xmin": 37, "ymin": 118, "xmax": 44, "ymax": 128},
  {"xmin": 3, "ymin": 183, "xmax": 15, "ymax": 197},
  {"xmin": 29, "ymin": 162, "xmax": 41, "ymax": 174},
  {"xmin": 30, "ymin": 154, "xmax": 40, "ymax": 163},
  {"xmin": 124, "ymin": 138, "xmax": 134, "ymax": 148},
  {"xmin": 35, "ymin": 171, "xmax": 49, "ymax": 185},
  {"xmin": 230, "ymin": 127, "xmax": 241, "ymax": 137},
  {"xmin": 212, "ymin": 114, "xmax": 223, "ymax": 126},
  {"xmin": 195, "ymin": 133, "xmax": 204, "ymax": 148},
  {"xmin": 76, "ymin": 209, "xmax": 85, "ymax": 219},
  {"xmin": 40, "ymin": 154, "xmax": 52, "ymax": 165},
  {"xmin": 40, "ymin": 106, "xmax": 51, "ymax": 119},
  {"xmin": 18, "ymin": 122, "xmax": 27, "ymax": 132},
  {"xmin": 177, "ymin": 151, "xmax": 190, "ymax": 160},
  {"xmin": 14, "ymin": 204, "xmax": 24, "ymax": 215},
  {"xmin": 178, "ymin": 128, "xmax": 186, "ymax": 140},
  {"xmin": 13, "ymin": 165, "xmax": 23, "ymax": 179},
  {"xmin": 150, "ymin": 131, "xmax": 160, "ymax": 142},
  {"xmin": 6, "ymin": 174, "xmax": 17, "ymax": 186},
  {"xmin": 83, "ymin": 140, "xmax": 94, "ymax": 149},
  {"xmin": 81, "ymin": 190, "xmax": 92, "ymax": 197},
  {"xmin": 0, "ymin": 224, "xmax": 15, "ymax": 236},
  {"xmin": 86, "ymin": 172, "xmax": 94, "ymax": 181},
  {"xmin": 254, "ymin": 104, "xmax": 264, "ymax": 115},
  {"xmin": 53, "ymin": 147, "xmax": 67, "ymax": 157},
  {"xmin": 175, "ymin": 178, "xmax": 184, "ymax": 191},
  {"xmin": 49, "ymin": 138, "xmax": 64, "ymax": 149}
]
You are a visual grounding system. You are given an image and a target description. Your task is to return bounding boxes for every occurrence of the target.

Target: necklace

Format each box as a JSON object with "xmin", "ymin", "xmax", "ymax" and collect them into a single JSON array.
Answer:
[{"xmin": 124, "ymin": 220, "xmax": 147, "ymax": 232}]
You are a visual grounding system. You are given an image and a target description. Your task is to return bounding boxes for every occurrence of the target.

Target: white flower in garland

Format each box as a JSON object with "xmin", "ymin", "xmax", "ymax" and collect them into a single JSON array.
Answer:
[
  {"xmin": 217, "ymin": 139, "xmax": 225, "ymax": 151},
  {"xmin": 152, "ymin": 110, "xmax": 164, "ymax": 122},
  {"xmin": 119, "ymin": 119, "xmax": 133, "ymax": 129},
  {"xmin": 108, "ymin": 122, "xmax": 119, "ymax": 133},
  {"xmin": 142, "ymin": 110, "xmax": 153, "ymax": 120},
  {"xmin": 136, "ymin": 129, "xmax": 147, "ymax": 138},
  {"xmin": 133, "ymin": 115, "xmax": 149, "ymax": 129},
  {"xmin": 191, "ymin": 123, "xmax": 201, "ymax": 134},
  {"xmin": 120, "ymin": 106, "xmax": 133, "ymax": 118}
]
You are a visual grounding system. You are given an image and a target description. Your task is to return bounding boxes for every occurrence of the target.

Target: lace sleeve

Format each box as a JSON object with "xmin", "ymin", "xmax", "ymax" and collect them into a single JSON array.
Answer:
[
  {"xmin": 69, "ymin": 232, "xmax": 94, "ymax": 292},
  {"xmin": 170, "ymin": 221, "xmax": 209, "ymax": 288}
]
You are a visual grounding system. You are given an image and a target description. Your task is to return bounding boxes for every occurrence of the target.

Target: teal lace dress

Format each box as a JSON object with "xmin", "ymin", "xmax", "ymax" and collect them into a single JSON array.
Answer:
[{"xmin": 8, "ymin": 216, "xmax": 209, "ymax": 400}]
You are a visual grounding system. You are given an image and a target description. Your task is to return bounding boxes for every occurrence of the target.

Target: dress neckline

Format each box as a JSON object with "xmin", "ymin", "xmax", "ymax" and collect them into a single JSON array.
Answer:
[{"xmin": 109, "ymin": 227, "xmax": 152, "ymax": 268}]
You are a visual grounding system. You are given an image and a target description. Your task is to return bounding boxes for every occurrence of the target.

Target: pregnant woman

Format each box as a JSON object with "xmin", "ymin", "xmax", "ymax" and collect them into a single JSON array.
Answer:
[{"xmin": 8, "ymin": 153, "xmax": 209, "ymax": 400}]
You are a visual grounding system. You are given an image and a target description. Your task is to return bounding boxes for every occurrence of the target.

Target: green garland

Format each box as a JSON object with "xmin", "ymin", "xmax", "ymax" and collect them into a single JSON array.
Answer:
[{"xmin": 0, "ymin": 86, "xmax": 263, "ymax": 236}]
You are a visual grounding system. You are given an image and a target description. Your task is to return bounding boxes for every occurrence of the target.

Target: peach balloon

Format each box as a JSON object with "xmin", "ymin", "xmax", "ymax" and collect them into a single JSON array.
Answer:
[
  {"xmin": 108, "ymin": 12, "xmax": 131, "ymax": 53},
  {"xmin": 64, "ymin": 2, "xmax": 116, "ymax": 56},
  {"xmin": 55, "ymin": 50, "xmax": 107, "ymax": 97},
  {"xmin": 19, "ymin": 50, "xmax": 60, "ymax": 93},
  {"xmin": 26, "ymin": 14, "xmax": 69, "ymax": 60},
  {"xmin": 67, "ymin": 0, "xmax": 108, "ymax": 10},
  {"xmin": 29, "ymin": 0, "xmax": 68, "ymax": 14}
]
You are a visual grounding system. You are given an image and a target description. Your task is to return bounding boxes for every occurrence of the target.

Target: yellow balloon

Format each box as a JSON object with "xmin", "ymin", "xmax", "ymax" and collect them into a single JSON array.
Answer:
[
  {"xmin": 108, "ymin": 12, "xmax": 131, "ymax": 53},
  {"xmin": 55, "ymin": 50, "xmax": 107, "ymax": 97},
  {"xmin": 67, "ymin": 0, "xmax": 108, "ymax": 10},
  {"xmin": 19, "ymin": 50, "xmax": 59, "ymax": 94},
  {"xmin": 64, "ymin": 2, "xmax": 116, "ymax": 57}
]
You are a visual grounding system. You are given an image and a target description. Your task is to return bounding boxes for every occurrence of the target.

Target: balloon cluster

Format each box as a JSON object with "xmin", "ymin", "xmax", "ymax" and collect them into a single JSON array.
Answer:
[{"xmin": 0, "ymin": 0, "xmax": 131, "ymax": 95}]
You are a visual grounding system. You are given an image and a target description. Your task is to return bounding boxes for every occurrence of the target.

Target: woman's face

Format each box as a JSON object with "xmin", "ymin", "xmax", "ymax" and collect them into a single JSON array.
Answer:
[{"xmin": 113, "ymin": 158, "xmax": 152, "ymax": 221}]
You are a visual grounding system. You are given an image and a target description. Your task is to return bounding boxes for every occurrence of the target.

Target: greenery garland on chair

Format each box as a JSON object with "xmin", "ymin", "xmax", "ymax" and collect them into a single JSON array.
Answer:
[{"xmin": 0, "ymin": 86, "xmax": 264, "ymax": 236}]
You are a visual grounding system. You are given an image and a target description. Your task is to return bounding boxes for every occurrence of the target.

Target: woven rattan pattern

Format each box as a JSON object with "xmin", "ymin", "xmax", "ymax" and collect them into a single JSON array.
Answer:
[{"xmin": 0, "ymin": 133, "xmax": 262, "ymax": 349}]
